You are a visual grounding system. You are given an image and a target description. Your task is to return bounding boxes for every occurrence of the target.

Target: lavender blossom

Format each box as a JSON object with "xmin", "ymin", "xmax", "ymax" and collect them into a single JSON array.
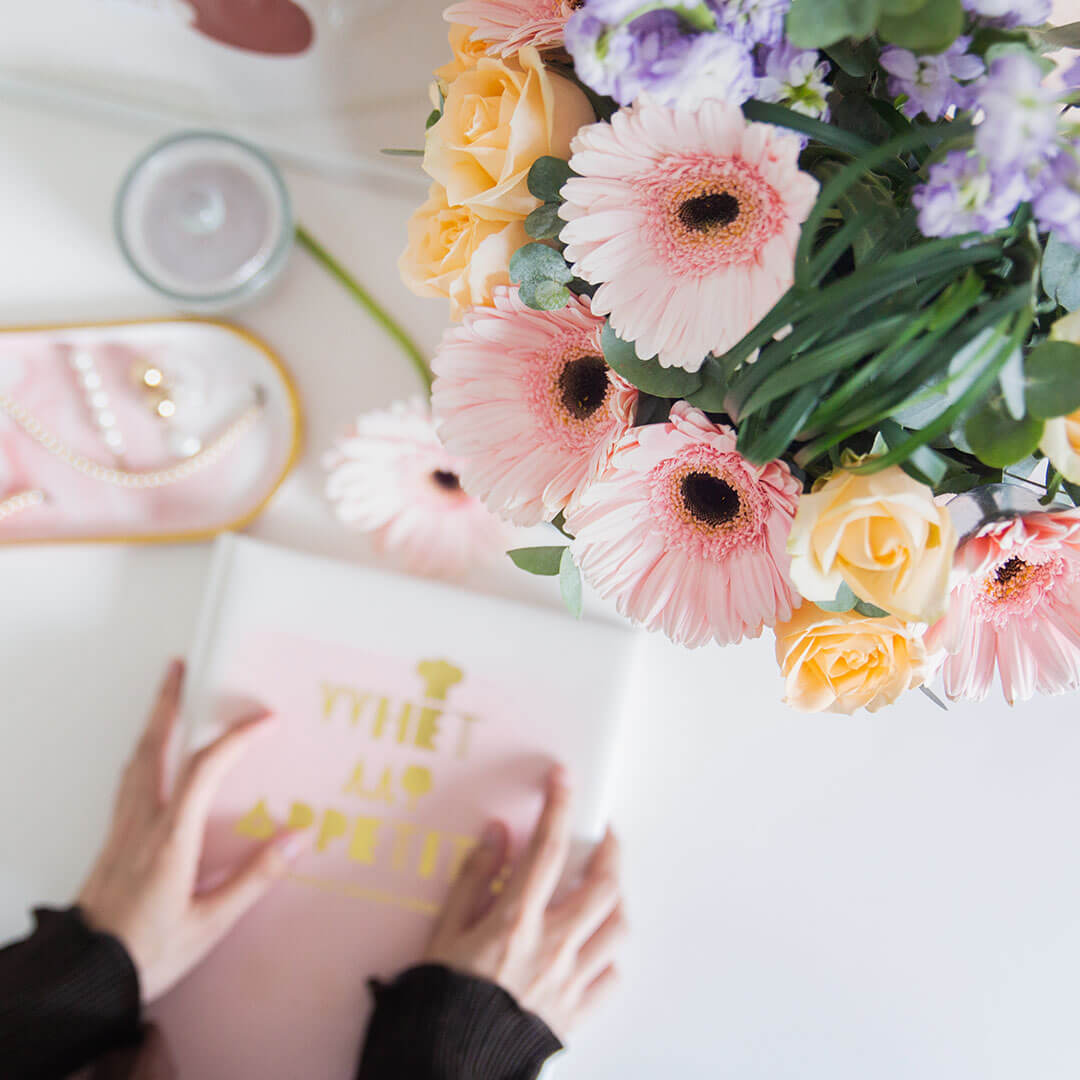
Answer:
[
  {"xmin": 973, "ymin": 53, "xmax": 1058, "ymax": 168},
  {"xmin": 755, "ymin": 42, "xmax": 831, "ymax": 129},
  {"xmin": 878, "ymin": 37, "xmax": 984, "ymax": 121},
  {"xmin": 1063, "ymin": 56, "xmax": 1080, "ymax": 90},
  {"xmin": 706, "ymin": 0, "xmax": 790, "ymax": 48},
  {"xmin": 566, "ymin": 3, "xmax": 756, "ymax": 108},
  {"xmin": 913, "ymin": 150, "xmax": 1029, "ymax": 237},
  {"xmin": 962, "ymin": 0, "xmax": 1051, "ymax": 28},
  {"xmin": 1032, "ymin": 144, "xmax": 1080, "ymax": 245}
]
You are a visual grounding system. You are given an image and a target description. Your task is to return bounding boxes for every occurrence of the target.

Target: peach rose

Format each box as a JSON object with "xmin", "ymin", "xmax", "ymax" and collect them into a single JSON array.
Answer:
[
  {"xmin": 1039, "ymin": 309, "xmax": 1080, "ymax": 483},
  {"xmin": 788, "ymin": 465, "xmax": 957, "ymax": 623},
  {"xmin": 775, "ymin": 603, "xmax": 930, "ymax": 714},
  {"xmin": 399, "ymin": 183, "xmax": 529, "ymax": 319},
  {"xmin": 424, "ymin": 45, "xmax": 595, "ymax": 222},
  {"xmin": 435, "ymin": 23, "xmax": 489, "ymax": 88}
]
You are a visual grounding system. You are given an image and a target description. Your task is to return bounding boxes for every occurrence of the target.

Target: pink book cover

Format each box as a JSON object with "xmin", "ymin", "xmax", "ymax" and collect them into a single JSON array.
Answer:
[{"xmin": 149, "ymin": 534, "xmax": 640, "ymax": 1079}]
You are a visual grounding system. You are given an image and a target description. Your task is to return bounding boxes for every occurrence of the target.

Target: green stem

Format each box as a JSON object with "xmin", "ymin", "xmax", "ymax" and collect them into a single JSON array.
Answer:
[{"xmin": 294, "ymin": 224, "xmax": 433, "ymax": 392}]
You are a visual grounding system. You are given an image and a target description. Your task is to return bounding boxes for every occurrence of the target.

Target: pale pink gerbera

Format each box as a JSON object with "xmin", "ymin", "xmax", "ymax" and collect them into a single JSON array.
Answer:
[
  {"xmin": 443, "ymin": 0, "xmax": 575, "ymax": 55},
  {"xmin": 564, "ymin": 401, "xmax": 801, "ymax": 647},
  {"xmin": 433, "ymin": 286, "xmax": 638, "ymax": 525},
  {"xmin": 323, "ymin": 398, "xmax": 511, "ymax": 579},
  {"xmin": 925, "ymin": 507, "xmax": 1080, "ymax": 704},
  {"xmin": 560, "ymin": 99, "xmax": 819, "ymax": 372}
]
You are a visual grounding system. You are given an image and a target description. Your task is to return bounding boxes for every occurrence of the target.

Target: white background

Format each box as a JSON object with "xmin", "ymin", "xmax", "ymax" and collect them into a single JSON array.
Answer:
[{"xmin": 3, "ymin": 10, "xmax": 1080, "ymax": 1079}]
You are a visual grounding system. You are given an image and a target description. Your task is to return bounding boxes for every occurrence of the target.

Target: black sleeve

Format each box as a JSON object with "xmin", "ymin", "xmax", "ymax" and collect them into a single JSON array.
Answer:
[
  {"xmin": 355, "ymin": 964, "xmax": 563, "ymax": 1080},
  {"xmin": 0, "ymin": 906, "xmax": 143, "ymax": 1080}
]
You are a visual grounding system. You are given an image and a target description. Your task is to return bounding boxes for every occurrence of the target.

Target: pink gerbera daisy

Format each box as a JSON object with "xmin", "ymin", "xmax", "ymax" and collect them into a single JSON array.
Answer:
[
  {"xmin": 925, "ymin": 507, "xmax": 1080, "ymax": 704},
  {"xmin": 323, "ymin": 398, "xmax": 511, "ymax": 579},
  {"xmin": 560, "ymin": 99, "xmax": 819, "ymax": 372},
  {"xmin": 443, "ymin": 0, "xmax": 576, "ymax": 55},
  {"xmin": 564, "ymin": 401, "xmax": 801, "ymax": 647},
  {"xmin": 432, "ymin": 286, "xmax": 638, "ymax": 525}
]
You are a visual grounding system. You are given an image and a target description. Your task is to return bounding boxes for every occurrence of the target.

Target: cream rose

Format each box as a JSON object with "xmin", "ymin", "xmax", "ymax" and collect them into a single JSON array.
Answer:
[
  {"xmin": 775, "ymin": 603, "xmax": 930, "ymax": 714},
  {"xmin": 1039, "ymin": 309, "xmax": 1080, "ymax": 482},
  {"xmin": 424, "ymin": 45, "xmax": 595, "ymax": 222},
  {"xmin": 435, "ymin": 23, "xmax": 489, "ymax": 88},
  {"xmin": 788, "ymin": 465, "xmax": 957, "ymax": 623},
  {"xmin": 399, "ymin": 183, "xmax": 528, "ymax": 319}
]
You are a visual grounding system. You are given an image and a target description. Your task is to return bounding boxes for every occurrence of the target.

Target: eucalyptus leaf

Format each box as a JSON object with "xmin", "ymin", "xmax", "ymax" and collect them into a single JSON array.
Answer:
[
  {"xmin": 853, "ymin": 599, "xmax": 891, "ymax": 618},
  {"xmin": 425, "ymin": 108, "xmax": 441, "ymax": 130},
  {"xmin": 823, "ymin": 39, "xmax": 877, "ymax": 77},
  {"xmin": 878, "ymin": 0, "xmax": 963, "ymax": 52},
  {"xmin": 601, "ymin": 321, "xmax": 704, "ymax": 397},
  {"xmin": 559, "ymin": 548, "xmax": 584, "ymax": 619},
  {"xmin": 1038, "ymin": 20, "xmax": 1080, "ymax": 49},
  {"xmin": 815, "ymin": 581, "xmax": 858, "ymax": 612},
  {"xmin": 525, "ymin": 203, "xmax": 565, "ymax": 240},
  {"xmin": 965, "ymin": 394, "xmax": 1044, "ymax": 468},
  {"xmin": 507, "ymin": 546, "xmax": 565, "ymax": 575},
  {"xmin": 527, "ymin": 156, "xmax": 575, "ymax": 203},
  {"xmin": 1025, "ymin": 339, "xmax": 1080, "ymax": 418},
  {"xmin": 998, "ymin": 345, "xmax": 1026, "ymax": 420},
  {"xmin": 509, "ymin": 242, "xmax": 573, "ymax": 286},
  {"xmin": 520, "ymin": 279, "xmax": 571, "ymax": 311},
  {"xmin": 786, "ymin": 0, "xmax": 878, "ymax": 48},
  {"xmin": 1041, "ymin": 232, "xmax": 1080, "ymax": 310}
]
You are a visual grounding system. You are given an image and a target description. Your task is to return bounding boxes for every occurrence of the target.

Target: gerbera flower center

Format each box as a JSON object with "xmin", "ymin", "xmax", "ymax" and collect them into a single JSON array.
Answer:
[
  {"xmin": 680, "ymin": 471, "xmax": 740, "ymax": 526},
  {"xmin": 973, "ymin": 551, "xmax": 1065, "ymax": 627},
  {"xmin": 678, "ymin": 192, "xmax": 740, "ymax": 232},
  {"xmin": 558, "ymin": 355, "xmax": 610, "ymax": 421},
  {"xmin": 431, "ymin": 469, "xmax": 463, "ymax": 492}
]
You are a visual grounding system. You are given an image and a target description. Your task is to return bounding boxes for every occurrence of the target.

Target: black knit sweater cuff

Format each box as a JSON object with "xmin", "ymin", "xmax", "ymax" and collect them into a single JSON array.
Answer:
[
  {"xmin": 356, "ymin": 964, "xmax": 562, "ymax": 1080},
  {"xmin": 0, "ymin": 906, "xmax": 142, "ymax": 1080}
]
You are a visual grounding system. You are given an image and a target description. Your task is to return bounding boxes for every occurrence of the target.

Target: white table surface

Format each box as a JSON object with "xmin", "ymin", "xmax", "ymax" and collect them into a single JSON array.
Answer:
[{"xmin": 2, "ymin": 79, "xmax": 1080, "ymax": 1080}]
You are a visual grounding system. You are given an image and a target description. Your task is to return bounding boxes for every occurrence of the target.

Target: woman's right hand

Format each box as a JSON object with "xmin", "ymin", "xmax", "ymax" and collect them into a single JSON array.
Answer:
[{"xmin": 423, "ymin": 767, "xmax": 627, "ymax": 1038}]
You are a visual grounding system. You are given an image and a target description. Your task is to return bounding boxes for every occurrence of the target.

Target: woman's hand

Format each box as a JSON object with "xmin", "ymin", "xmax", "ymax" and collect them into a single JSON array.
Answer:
[
  {"xmin": 423, "ymin": 766, "xmax": 627, "ymax": 1038},
  {"xmin": 77, "ymin": 659, "xmax": 306, "ymax": 1003}
]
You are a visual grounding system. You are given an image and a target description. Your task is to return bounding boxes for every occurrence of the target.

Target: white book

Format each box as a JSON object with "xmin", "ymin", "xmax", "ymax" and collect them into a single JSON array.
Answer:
[{"xmin": 151, "ymin": 533, "xmax": 640, "ymax": 1080}]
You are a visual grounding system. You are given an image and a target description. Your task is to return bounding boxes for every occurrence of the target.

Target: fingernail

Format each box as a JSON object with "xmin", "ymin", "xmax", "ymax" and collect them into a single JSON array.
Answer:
[
  {"xmin": 278, "ymin": 830, "xmax": 310, "ymax": 859},
  {"xmin": 481, "ymin": 823, "xmax": 503, "ymax": 850}
]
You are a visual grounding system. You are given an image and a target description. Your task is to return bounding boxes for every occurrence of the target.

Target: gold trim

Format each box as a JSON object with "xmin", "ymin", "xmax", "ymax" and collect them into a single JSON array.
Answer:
[
  {"xmin": 0, "ymin": 316, "xmax": 304, "ymax": 547},
  {"xmin": 285, "ymin": 871, "xmax": 438, "ymax": 916}
]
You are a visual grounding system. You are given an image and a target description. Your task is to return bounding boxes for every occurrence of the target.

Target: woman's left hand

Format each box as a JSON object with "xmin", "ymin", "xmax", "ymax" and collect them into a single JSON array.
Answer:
[{"xmin": 77, "ymin": 659, "xmax": 306, "ymax": 1003}]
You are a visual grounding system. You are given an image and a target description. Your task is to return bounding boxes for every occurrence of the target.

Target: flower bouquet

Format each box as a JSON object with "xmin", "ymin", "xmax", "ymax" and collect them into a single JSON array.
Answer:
[{"xmin": 394, "ymin": 0, "xmax": 1080, "ymax": 713}]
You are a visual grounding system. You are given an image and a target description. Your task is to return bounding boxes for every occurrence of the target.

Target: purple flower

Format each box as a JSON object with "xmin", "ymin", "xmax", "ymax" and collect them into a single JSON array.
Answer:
[
  {"xmin": 913, "ymin": 150, "xmax": 1029, "ymax": 237},
  {"xmin": 879, "ymin": 37, "xmax": 984, "ymax": 121},
  {"xmin": 973, "ymin": 53, "xmax": 1058, "ymax": 168},
  {"xmin": 1032, "ymin": 145, "xmax": 1080, "ymax": 245},
  {"xmin": 1063, "ymin": 56, "xmax": 1080, "ymax": 90},
  {"xmin": 566, "ymin": 4, "xmax": 756, "ymax": 108},
  {"xmin": 755, "ymin": 42, "xmax": 831, "ymax": 131},
  {"xmin": 962, "ymin": 0, "xmax": 1051, "ymax": 28},
  {"xmin": 706, "ymin": 0, "xmax": 790, "ymax": 48}
]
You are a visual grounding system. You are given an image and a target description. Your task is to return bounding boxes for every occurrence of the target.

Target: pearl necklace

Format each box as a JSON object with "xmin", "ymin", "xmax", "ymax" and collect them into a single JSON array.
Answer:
[
  {"xmin": 0, "ymin": 391, "xmax": 264, "ymax": 490},
  {"xmin": 0, "ymin": 489, "xmax": 45, "ymax": 521}
]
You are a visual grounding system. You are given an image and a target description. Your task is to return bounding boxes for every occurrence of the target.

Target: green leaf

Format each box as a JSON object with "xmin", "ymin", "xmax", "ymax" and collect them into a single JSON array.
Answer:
[
  {"xmin": 559, "ymin": 548, "xmax": 584, "ymax": 619},
  {"xmin": 816, "ymin": 582, "xmax": 858, "ymax": 612},
  {"xmin": 601, "ymin": 321, "xmax": 704, "ymax": 398},
  {"xmin": 527, "ymin": 156, "xmax": 575, "ymax": 203},
  {"xmin": 1025, "ymin": 340, "xmax": 1080, "ymax": 418},
  {"xmin": 743, "ymin": 100, "xmax": 877, "ymax": 160},
  {"xmin": 520, "ymin": 279, "xmax": 571, "ymax": 311},
  {"xmin": 508, "ymin": 546, "xmax": 565, "ymax": 575},
  {"xmin": 823, "ymin": 38, "xmax": 878, "ymax": 76},
  {"xmin": 878, "ymin": 419, "xmax": 951, "ymax": 486},
  {"xmin": 878, "ymin": 0, "xmax": 964, "ymax": 52},
  {"xmin": 509, "ymin": 242, "xmax": 573, "ymax": 286},
  {"xmin": 425, "ymin": 108, "xmax": 441, "ymax": 130},
  {"xmin": 853, "ymin": 598, "xmax": 892, "ymax": 618},
  {"xmin": 786, "ymin": 0, "xmax": 878, "ymax": 49},
  {"xmin": 1037, "ymin": 21, "xmax": 1080, "ymax": 49},
  {"xmin": 965, "ymin": 394, "xmax": 1044, "ymax": 468},
  {"xmin": 524, "ymin": 203, "xmax": 565, "ymax": 240},
  {"xmin": 1041, "ymin": 232, "xmax": 1080, "ymax": 311}
]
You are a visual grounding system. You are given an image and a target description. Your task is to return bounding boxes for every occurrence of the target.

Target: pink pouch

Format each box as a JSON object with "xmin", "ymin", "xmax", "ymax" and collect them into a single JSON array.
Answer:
[{"xmin": 0, "ymin": 319, "xmax": 300, "ymax": 543}]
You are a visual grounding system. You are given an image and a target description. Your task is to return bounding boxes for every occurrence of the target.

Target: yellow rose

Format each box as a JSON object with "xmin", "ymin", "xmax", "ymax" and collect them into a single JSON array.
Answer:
[
  {"xmin": 1039, "ymin": 309, "xmax": 1080, "ymax": 482},
  {"xmin": 775, "ymin": 603, "xmax": 930, "ymax": 714},
  {"xmin": 424, "ymin": 45, "xmax": 595, "ymax": 222},
  {"xmin": 399, "ymin": 183, "xmax": 528, "ymax": 319},
  {"xmin": 435, "ymin": 23, "xmax": 489, "ymax": 88},
  {"xmin": 787, "ymin": 465, "xmax": 957, "ymax": 623}
]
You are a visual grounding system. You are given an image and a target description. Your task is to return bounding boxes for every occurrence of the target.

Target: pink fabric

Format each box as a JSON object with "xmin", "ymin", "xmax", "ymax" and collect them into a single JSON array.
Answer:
[{"xmin": 0, "ymin": 329, "xmax": 292, "ymax": 542}]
